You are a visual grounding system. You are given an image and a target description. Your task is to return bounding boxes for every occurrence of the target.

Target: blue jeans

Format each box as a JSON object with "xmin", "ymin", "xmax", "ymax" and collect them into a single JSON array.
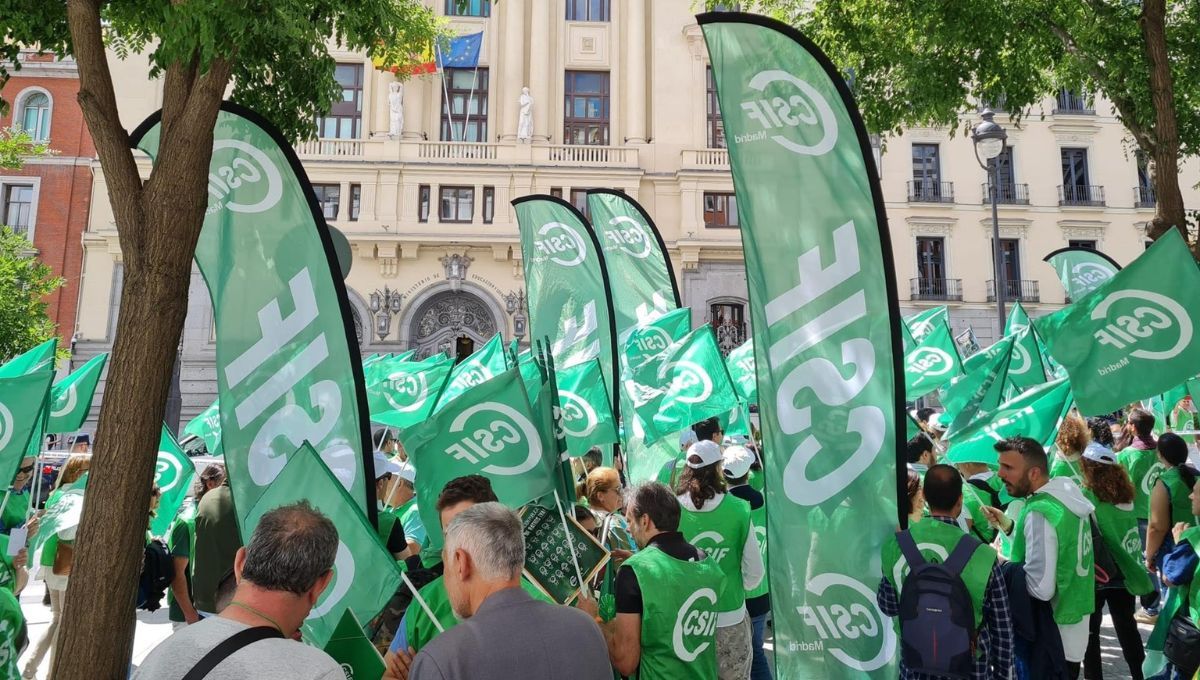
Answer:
[
  {"xmin": 750, "ymin": 613, "xmax": 770, "ymax": 680},
  {"xmin": 1138, "ymin": 519, "xmax": 1163, "ymax": 613}
]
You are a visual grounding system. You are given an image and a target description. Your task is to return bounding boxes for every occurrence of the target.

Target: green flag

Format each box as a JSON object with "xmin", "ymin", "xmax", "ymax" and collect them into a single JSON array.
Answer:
[
  {"xmin": 1004, "ymin": 300, "xmax": 1031, "ymax": 336},
  {"xmin": 517, "ymin": 350, "xmax": 544, "ymax": 400},
  {"xmin": 27, "ymin": 473, "xmax": 85, "ymax": 569},
  {"xmin": 585, "ymin": 190, "xmax": 681, "ymax": 341},
  {"xmin": 0, "ymin": 369, "xmax": 53, "ymax": 486},
  {"xmin": 621, "ymin": 307, "xmax": 693, "ymax": 373},
  {"xmin": 151, "ymin": 424, "xmax": 196, "ymax": 537},
  {"xmin": 944, "ymin": 378, "xmax": 1074, "ymax": 466},
  {"xmin": 513, "ymin": 196, "xmax": 618, "ymax": 418},
  {"xmin": 702, "ymin": 14, "xmax": 904, "ymax": 677},
  {"xmin": 435, "ymin": 334, "xmax": 508, "ymax": 411},
  {"xmin": 1044, "ymin": 246, "xmax": 1121, "ymax": 300},
  {"xmin": 555, "ymin": 359, "xmax": 619, "ymax": 457},
  {"xmin": 0, "ymin": 338, "xmax": 56, "ymax": 378},
  {"xmin": 1036, "ymin": 230, "xmax": 1200, "ymax": 415},
  {"xmin": 322, "ymin": 610, "xmax": 385, "ymax": 680},
  {"xmin": 405, "ymin": 367, "xmax": 557, "ymax": 549},
  {"xmin": 133, "ymin": 103, "xmax": 374, "ymax": 520},
  {"xmin": 362, "ymin": 352, "xmax": 418, "ymax": 387},
  {"xmin": 1005, "ymin": 327, "xmax": 1048, "ymax": 390},
  {"xmin": 46, "ymin": 353, "xmax": 107, "ymax": 434},
  {"xmin": 368, "ymin": 353, "xmax": 453, "ymax": 429},
  {"xmin": 904, "ymin": 306, "xmax": 949, "ymax": 343},
  {"xmin": 903, "ymin": 321, "xmax": 963, "ymax": 399},
  {"xmin": 942, "ymin": 336, "xmax": 1014, "ymax": 438},
  {"xmin": 622, "ymin": 326, "xmax": 739, "ymax": 448},
  {"xmin": 182, "ymin": 399, "xmax": 222, "ymax": 456},
  {"xmin": 726, "ymin": 339, "xmax": 758, "ymax": 405},
  {"xmin": 242, "ymin": 443, "xmax": 402, "ymax": 648},
  {"xmin": 361, "ymin": 354, "xmax": 383, "ymax": 368}
]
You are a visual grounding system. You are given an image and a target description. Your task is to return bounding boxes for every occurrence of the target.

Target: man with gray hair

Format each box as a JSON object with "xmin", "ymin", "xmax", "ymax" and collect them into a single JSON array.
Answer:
[
  {"xmin": 409, "ymin": 502, "xmax": 610, "ymax": 680},
  {"xmin": 133, "ymin": 502, "xmax": 344, "ymax": 679}
]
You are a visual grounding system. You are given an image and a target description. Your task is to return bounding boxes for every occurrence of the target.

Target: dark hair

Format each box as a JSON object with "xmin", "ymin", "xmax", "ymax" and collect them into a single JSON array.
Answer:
[
  {"xmin": 195, "ymin": 463, "xmax": 226, "ymax": 501},
  {"xmin": 150, "ymin": 485, "xmax": 162, "ymax": 499},
  {"xmin": 923, "ymin": 464, "xmax": 963, "ymax": 513},
  {"xmin": 693, "ymin": 417, "xmax": 722, "ymax": 443},
  {"xmin": 916, "ymin": 407, "xmax": 936, "ymax": 424},
  {"xmin": 1080, "ymin": 459, "xmax": 1135, "ymax": 505},
  {"xmin": 372, "ymin": 428, "xmax": 395, "ymax": 450},
  {"xmin": 993, "ymin": 436, "xmax": 1049, "ymax": 474},
  {"xmin": 901, "ymin": 468, "xmax": 921, "ymax": 517},
  {"xmin": 1087, "ymin": 418, "xmax": 1115, "ymax": 448},
  {"xmin": 241, "ymin": 501, "xmax": 338, "ymax": 594},
  {"xmin": 677, "ymin": 457, "xmax": 727, "ymax": 509},
  {"xmin": 1117, "ymin": 409, "xmax": 1156, "ymax": 451},
  {"xmin": 627, "ymin": 482, "xmax": 681, "ymax": 532},
  {"xmin": 572, "ymin": 504, "xmax": 595, "ymax": 525},
  {"xmin": 435, "ymin": 475, "xmax": 498, "ymax": 512},
  {"xmin": 906, "ymin": 435, "xmax": 932, "ymax": 464},
  {"xmin": 1158, "ymin": 433, "xmax": 1198, "ymax": 488},
  {"xmin": 582, "ymin": 447, "xmax": 603, "ymax": 471}
]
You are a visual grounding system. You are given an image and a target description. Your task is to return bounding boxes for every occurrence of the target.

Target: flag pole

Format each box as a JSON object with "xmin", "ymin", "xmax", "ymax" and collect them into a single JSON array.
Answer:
[
  {"xmin": 552, "ymin": 488, "xmax": 589, "ymax": 602},
  {"xmin": 400, "ymin": 570, "xmax": 445, "ymax": 634},
  {"xmin": 0, "ymin": 491, "xmax": 10, "ymax": 526},
  {"xmin": 435, "ymin": 42, "xmax": 457, "ymax": 142},
  {"xmin": 463, "ymin": 63, "xmax": 480, "ymax": 143}
]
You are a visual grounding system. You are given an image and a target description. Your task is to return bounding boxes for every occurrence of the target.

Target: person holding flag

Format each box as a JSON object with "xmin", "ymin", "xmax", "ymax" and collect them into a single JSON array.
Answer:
[
  {"xmin": 1117, "ymin": 409, "xmax": 1166, "ymax": 623},
  {"xmin": 373, "ymin": 451, "xmax": 411, "ymax": 561},
  {"xmin": 1, "ymin": 458, "xmax": 36, "ymax": 534}
]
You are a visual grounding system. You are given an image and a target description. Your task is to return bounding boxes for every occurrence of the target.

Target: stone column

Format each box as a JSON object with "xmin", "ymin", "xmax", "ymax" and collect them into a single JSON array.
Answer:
[
  {"xmin": 623, "ymin": 0, "xmax": 647, "ymax": 144},
  {"xmin": 402, "ymin": 76, "xmax": 426, "ymax": 140},
  {"xmin": 499, "ymin": 0, "xmax": 526, "ymax": 142},
  {"xmin": 529, "ymin": 0, "xmax": 553, "ymax": 142}
]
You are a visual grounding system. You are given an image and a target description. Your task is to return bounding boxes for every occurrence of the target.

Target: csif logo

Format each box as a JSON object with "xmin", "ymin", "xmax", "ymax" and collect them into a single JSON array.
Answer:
[
  {"xmin": 658, "ymin": 359, "xmax": 713, "ymax": 404},
  {"xmin": 445, "ymin": 402, "xmax": 543, "ymax": 477},
  {"xmin": 558, "ymin": 389, "xmax": 599, "ymax": 439},
  {"xmin": 1071, "ymin": 262, "xmax": 1113, "ymax": 294},
  {"xmin": 154, "ymin": 453, "xmax": 186, "ymax": 493},
  {"xmin": 1091, "ymin": 290, "xmax": 1193, "ymax": 361},
  {"xmin": 905, "ymin": 347, "xmax": 953, "ymax": 376},
  {"xmin": 797, "ymin": 573, "xmax": 896, "ymax": 672},
  {"xmin": 50, "ymin": 384, "xmax": 78, "ymax": 419},
  {"xmin": 890, "ymin": 542, "xmax": 949, "ymax": 591},
  {"xmin": 604, "ymin": 216, "xmax": 654, "ymax": 259},
  {"xmin": 450, "ymin": 366, "xmax": 493, "ymax": 391},
  {"xmin": 1007, "ymin": 339, "xmax": 1032, "ymax": 376},
  {"xmin": 738, "ymin": 70, "xmax": 838, "ymax": 155},
  {"xmin": 692, "ymin": 530, "xmax": 731, "ymax": 563},
  {"xmin": 308, "ymin": 541, "xmax": 354, "ymax": 620},
  {"xmin": 0, "ymin": 402, "xmax": 13, "ymax": 451},
  {"xmin": 1121, "ymin": 526, "xmax": 1141, "ymax": 557},
  {"xmin": 382, "ymin": 370, "xmax": 430, "ymax": 413},
  {"xmin": 207, "ymin": 139, "xmax": 284, "ymax": 215},
  {"xmin": 534, "ymin": 221, "xmax": 588, "ymax": 267},
  {"xmin": 672, "ymin": 588, "xmax": 719, "ymax": 662}
]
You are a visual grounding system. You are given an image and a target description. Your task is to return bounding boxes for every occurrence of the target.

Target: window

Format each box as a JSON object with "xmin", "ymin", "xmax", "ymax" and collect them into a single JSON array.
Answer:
[
  {"xmin": 1055, "ymin": 88, "xmax": 1093, "ymax": 114},
  {"xmin": 418, "ymin": 185, "xmax": 431, "ymax": 223},
  {"xmin": 910, "ymin": 144, "xmax": 943, "ymax": 200},
  {"xmin": 569, "ymin": 189, "xmax": 592, "ymax": 220},
  {"xmin": 440, "ymin": 186, "xmax": 474, "ymax": 223},
  {"xmin": 441, "ymin": 68, "xmax": 489, "ymax": 142},
  {"xmin": 703, "ymin": 192, "xmax": 739, "ymax": 228},
  {"xmin": 312, "ymin": 184, "xmax": 341, "ymax": 220},
  {"xmin": 2, "ymin": 184, "xmax": 34, "ymax": 238},
  {"xmin": 483, "ymin": 186, "xmax": 495, "ymax": 224},
  {"xmin": 316, "ymin": 64, "xmax": 363, "ymax": 139},
  {"xmin": 706, "ymin": 67, "xmax": 725, "ymax": 149},
  {"xmin": 446, "ymin": 0, "xmax": 490, "ymax": 16},
  {"xmin": 916, "ymin": 237, "xmax": 946, "ymax": 284},
  {"xmin": 349, "ymin": 185, "xmax": 361, "ymax": 221},
  {"xmin": 19, "ymin": 92, "xmax": 51, "ymax": 142},
  {"xmin": 710, "ymin": 302, "xmax": 746, "ymax": 355},
  {"xmin": 1068, "ymin": 239, "xmax": 1096, "ymax": 250},
  {"xmin": 550, "ymin": 187, "xmax": 563, "ymax": 199},
  {"xmin": 566, "ymin": 0, "xmax": 609, "ymax": 21},
  {"xmin": 564, "ymin": 71, "xmax": 610, "ymax": 146},
  {"xmin": 1060, "ymin": 147, "xmax": 1098, "ymax": 205},
  {"xmin": 991, "ymin": 238, "xmax": 1022, "ymax": 295},
  {"xmin": 1136, "ymin": 151, "xmax": 1155, "ymax": 207}
]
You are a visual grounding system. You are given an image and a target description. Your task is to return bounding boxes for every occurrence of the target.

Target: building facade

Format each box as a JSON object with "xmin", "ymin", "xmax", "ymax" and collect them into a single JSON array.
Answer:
[
  {"xmin": 71, "ymin": 1, "xmax": 1199, "ymax": 428},
  {"xmin": 1, "ymin": 51, "xmax": 96, "ymax": 352}
]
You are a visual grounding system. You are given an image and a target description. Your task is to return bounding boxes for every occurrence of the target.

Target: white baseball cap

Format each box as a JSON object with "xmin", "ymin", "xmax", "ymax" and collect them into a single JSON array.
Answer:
[
  {"xmin": 373, "ymin": 450, "xmax": 404, "ymax": 480},
  {"xmin": 679, "ymin": 429, "xmax": 699, "ymax": 448},
  {"xmin": 722, "ymin": 445, "xmax": 754, "ymax": 479},
  {"xmin": 1082, "ymin": 442, "xmax": 1117, "ymax": 466},
  {"xmin": 928, "ymin": 412, "xmax": 949, "ymax": 433},
  {"xmin": 395, "ymin": 459, "xmax": 417, "ymax": 483},
  {"xmin": 686, "ymin": 440, "xmax": 723, "ymax": 469}
]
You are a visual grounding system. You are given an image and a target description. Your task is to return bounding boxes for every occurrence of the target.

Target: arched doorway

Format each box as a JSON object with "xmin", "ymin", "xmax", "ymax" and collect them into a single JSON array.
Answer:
[{"xmin": 407, "ymin": 290, "xmax": 500, "ymax": 361}]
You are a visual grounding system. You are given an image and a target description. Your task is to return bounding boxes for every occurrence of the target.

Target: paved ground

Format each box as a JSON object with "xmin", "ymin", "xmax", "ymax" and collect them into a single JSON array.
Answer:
[{"xmin": 16, "ymin": 578, "xmax": 1152, "ymax": 678}]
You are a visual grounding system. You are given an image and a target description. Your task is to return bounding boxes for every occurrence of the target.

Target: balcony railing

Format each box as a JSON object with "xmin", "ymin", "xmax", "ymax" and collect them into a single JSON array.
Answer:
[
  {"xmin": 294, "ymin": 138, "xmax": 364, "ymax": 158},
  {"xmin": 537, "ymin": 144, "xmax": 638, "ymax": 167},
  {"xmin": 1054, "ymin": 91, "xmax": 1094, "ymax": 114},
  {"xmin": 681, "ymin": 148, "xmax": 730, "ymax": 168},
  {"xmin": 1135, "ymin": 186, "xmax": 1157, "ymax": 209},
  {"xmin": 910, "ymin": 278, "xmax": 963, "ymax": 302},
  {"xmin": 1058, "ymin": 184, "xmax": 1106, "ymax": 207},
  {"xmin": 415, "ymin": 141, "xmax": 499, "ymax": 161},
  {"xmin": 907, "ymin": 180, "xmax": 955, "ymax": 203},
  {"xmin": 980, "ymin": 182, "xmax": 1030, "ymax": 205},
  {"xmin": 987, "ymin": 279, "xmax": 1040, "ymax": 303}
]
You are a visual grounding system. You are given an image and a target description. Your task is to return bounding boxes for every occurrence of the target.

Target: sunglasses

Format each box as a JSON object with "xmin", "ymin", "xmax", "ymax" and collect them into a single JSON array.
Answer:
[{"xmin": 17, "ymin": 466, "xmax": 33, "ymax": 475}]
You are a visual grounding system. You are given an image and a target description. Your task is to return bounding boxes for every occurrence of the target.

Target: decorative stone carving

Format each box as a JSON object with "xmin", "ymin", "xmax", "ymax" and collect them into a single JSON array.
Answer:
[
  {"xmin": 379, "ymin": 257, "xmax": 399, "ymax": 279},
  {"xmin": 388, "ymin": 82, "xmax": 403, "ymax": 137},
  {"xmin": 906, "ymin": 216, "xmax": 956, "ymax": 237},
  {"xmin": 413, "ymin": 293, "xmax": 497, "ymax": 341},
  {"xmin": 1058, "ymin": 220, "xmax": 1108, "ymax": 242},
  {"xmin": 517, "ymin": 88, "xmax": 533, "ymax": 143},
  {"xmin": 441, "ymin": 253, "xmax": 474, "ymax": 292},
  {"xmin": 978, "ymin": 218, "xmax": 1031, "ymax": 240}
]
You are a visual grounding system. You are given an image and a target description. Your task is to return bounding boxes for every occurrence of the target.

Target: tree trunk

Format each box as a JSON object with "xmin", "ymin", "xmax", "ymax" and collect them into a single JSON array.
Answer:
[{"xmin": 1141, "ymin": 0, "xmax": 1190, "ymax": 247}]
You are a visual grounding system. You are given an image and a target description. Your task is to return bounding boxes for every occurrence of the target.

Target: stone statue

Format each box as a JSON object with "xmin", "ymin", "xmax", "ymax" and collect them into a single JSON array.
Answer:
[
  {"xmin": 517, "ymin": 87, "xmax": 533, "ymax": 143},
  {"xmin": 388, "ymin": 82, "xmax": 404, "ymax": 137}
]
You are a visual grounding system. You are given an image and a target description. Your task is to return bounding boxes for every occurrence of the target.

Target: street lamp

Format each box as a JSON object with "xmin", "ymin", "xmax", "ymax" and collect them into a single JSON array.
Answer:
[
  {"xmin": 504, "ymin": 289, "xmax": 528, "ymax": 342},
  {"xmin": 972, "ymin": 108, "xmax": 1009, "ymax": 332},
  {"xmin": 368, "ymin": 287, "xmax": 404, "ymax": 342}
]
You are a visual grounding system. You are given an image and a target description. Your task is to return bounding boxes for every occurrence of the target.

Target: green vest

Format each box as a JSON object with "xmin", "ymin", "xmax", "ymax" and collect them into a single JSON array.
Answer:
[
  {"xmin": 880, "ymin": 518, "xmax": 996, "ymax": 630},
  {"xmin": 1118, "ymin": 448, "xmax": 1162, "ymax": 520},
  {"xmin": 1049, "ymin": 456, "xmax": 1083, "ymax": 486},
  {"xmin": 624, "ymin": 546, "xmax": 725, "ymax": 680},
  {"xmin": 1180, "ymin": 526, "xmax": 1200, "ymax": 625},
  {"xmin": 678, "ymin": 494, "xmax": 752, "ymax": 614},
  {"xmin": 1, "ymin": 492, "xmax": 28, "ymax": 534},
  {"xmin": 1158, "ymin": 466, "xmax": 1199, "ymax": 528},
  {"xmin": 0, "ymin": 588, "xmax": 23, "ymax": 679},
  {"xmin": 747, "ymin": 469, "xmax": 765, "ymax": 494},
  {"xmin": 741, "ymin": 489, "xmax": 768, "ymax": 599},
  {"xmin": 1010, "ymin": 492, "xmax": 1096, "ymax": 625},
  {"xmin": 1081, "ymin": 491, "xmax": 1153, "ymax": 597},
  {"xmin": 404, "ymin": 576, "xmax": 553, "ymax": 652},
  {"xmin": 961, "ymin": 484, "xmax": 998, "ymax": 544}
]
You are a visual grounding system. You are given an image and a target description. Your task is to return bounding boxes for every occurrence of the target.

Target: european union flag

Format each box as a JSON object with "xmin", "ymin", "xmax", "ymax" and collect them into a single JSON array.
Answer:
[{"xmin": 436, "ymin": 32, "xmax": 484, "ymax": 69}]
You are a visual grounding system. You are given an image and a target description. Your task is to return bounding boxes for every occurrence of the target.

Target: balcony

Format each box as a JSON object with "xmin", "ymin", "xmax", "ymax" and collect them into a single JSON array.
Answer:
[
  {"xmin": 681, "ymin": 148, "xmax": 730, "ymax": 169},
  {"xmin": 1058, "ymin": 184, "xmax": 1105, "ymax": 207},
  {"xmin": 414, "ymin": 141, "xmax": 499, "ymax": 162},
  {"xmin": 980, "ymin": 182, "xmax": 1030, "ymax": 205},
  {"xmin": 294, "ymin": 138, "xmax": 365, "ymax": 159},
  {"xmin": 987, "ymin": 279, "xmax": 1040, "ymax": 303},
  {"xmin": 1135, "ymin": 186, "xmax": 1156, "ymax": 209},
  {"xmin": 1054, "ymin": 91, "xmax": 1094, "ymax": 115},
  {"xmin": 907, "ymin": 180, "xmax": 955, "ymax": 204},
  {"xmin": 535, "ymin": 144, "xmax": 638, "ymax": 167},
  {"xmin": 910, "ymin": 278, "xmax": 963, "ymax": 302}
]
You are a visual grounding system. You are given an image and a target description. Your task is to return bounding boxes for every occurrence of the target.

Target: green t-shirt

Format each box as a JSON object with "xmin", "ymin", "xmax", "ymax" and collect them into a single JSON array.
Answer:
[
  {"xmin": 880, "ymin": 518, "xmax": 996, "ymax": 630},
  {"xmin": 166, "ymin": 508, "xmax": 195, "ymax": 623},
  {"xmin": 961, "ymin": 483, "xmax": 998, "ymax": 544},
  {"xmin": 0, "ymin": 588, "xmax": 24, "ymax": 679},
  {"xmin": 1158, "ymin": 466, "xmax": 1199, "ymax": 528},
  {"xmin": 397, "ymin": 499, "xmax": 426, "ymax": 548},
  {"xmin": 624, "ymin": 546, "xmax": 725, "ymax": 680},
  {"xmin": 1049, "ymin": 456, "xmax": 1083, "ymax": 486},
  {"xmin": 191, "ymin": 483, "xmax": 241, "ymax": 614},
  {"xmin": 404, "ymin": 575, "xmax": 553, "ymax": 652},
  {"xmin": 1117, "ymin": 447, "xmax": 1162, "ymax": 520},
  {"xmin": 1010, "ymin": 492, "xmax": 1096, "ymax": 625},
  {"xmin": 678, "ymin": 494, "xmax": 752, "ymax": 615}
]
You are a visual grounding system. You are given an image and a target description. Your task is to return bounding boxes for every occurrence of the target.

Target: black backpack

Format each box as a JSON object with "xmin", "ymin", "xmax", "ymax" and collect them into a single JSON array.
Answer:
[
  {"xmin": 137, "ymin": 538, "xmax": 175, "ymax": 612},
  {"xmin": 1089, "ymin": 515, "xmax": 1121, "ymax": 587},
  {"xmin": 897, "ymin": 531, "xmax": 981, "ymax": 679}
]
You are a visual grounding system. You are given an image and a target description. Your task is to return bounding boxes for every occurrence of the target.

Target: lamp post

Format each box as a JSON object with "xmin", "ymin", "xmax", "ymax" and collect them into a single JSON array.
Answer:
[
  {"xmin": 504, "ymin": 289, "xmax": 528, "ymax": 343},
  {"xmin": 972, "ymin": 109, "xmax": 1009, "ymax": 333},
  {"xmin": 368, "ymin": 287, "xmax": 404, "ymax": 342}
]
